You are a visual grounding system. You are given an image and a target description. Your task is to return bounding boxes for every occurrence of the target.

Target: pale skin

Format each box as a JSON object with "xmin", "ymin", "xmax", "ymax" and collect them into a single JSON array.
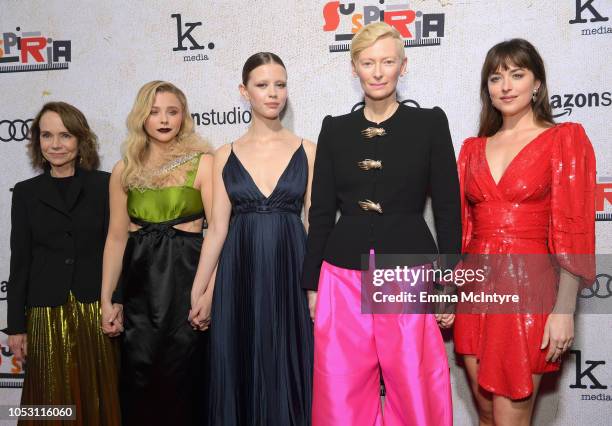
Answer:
[
  {"xmin": 100, "ymin": 91, "xmax": 213, "ymax": 336},
  {"xmin": 466, "ymin": 63, "xmax": 579, "ymax": 426},
  {"xmin": 8, "ymin": 111, "xmax": 79, "ymax": 362},
  {"xmin": 188, "ymin": 62, "xmax": 316, "ymax": 329}
]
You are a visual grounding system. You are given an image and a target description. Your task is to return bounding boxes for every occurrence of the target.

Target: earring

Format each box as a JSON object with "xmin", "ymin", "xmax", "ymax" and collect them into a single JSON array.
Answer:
[{"xmin": 532, "ymin": 89, "xmax": 538, "ymax": 103}]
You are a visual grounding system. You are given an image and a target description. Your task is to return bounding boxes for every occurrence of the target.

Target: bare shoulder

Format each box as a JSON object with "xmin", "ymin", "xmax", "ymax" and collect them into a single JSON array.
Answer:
[
  {"xmin": 198, "ymin": 152, "xmax": 214, "ymax": 167},
  {"xmin": 111, "ymin": 159, "xmax": 125, "ymax": 175},
  {"xmin": 302, "ymin": 139, "xmax": 316, "ymax": 163},
  {"xmin": 212, "ymin": 143, "xmax": 233, "ymax": 168}
]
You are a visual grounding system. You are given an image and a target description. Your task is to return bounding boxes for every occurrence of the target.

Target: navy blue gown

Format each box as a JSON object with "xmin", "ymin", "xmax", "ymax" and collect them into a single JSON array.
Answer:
[{"xmin": 209, "ymin": 143, "xmax": 313, "ymax": 426}]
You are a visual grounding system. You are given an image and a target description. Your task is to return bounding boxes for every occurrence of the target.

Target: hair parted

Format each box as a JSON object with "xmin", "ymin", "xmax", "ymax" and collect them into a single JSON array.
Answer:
[
  {"xmin": 350, "ymin": 22, "xmax": 405, "ymax": 63},
  {"xmin": 478, "ymin": 38, "xmax": 555, "ymax": 137},
  {"xmin": 27, "ymin": 101, "xmax": 100, "ymax": 171},
  {"xmin": 121, "ymin": 80, "xmax": 210, "ymax": 190},
  {"xmin": 242, "ymin": 52, "xmax": 286, "ymax": 85}
]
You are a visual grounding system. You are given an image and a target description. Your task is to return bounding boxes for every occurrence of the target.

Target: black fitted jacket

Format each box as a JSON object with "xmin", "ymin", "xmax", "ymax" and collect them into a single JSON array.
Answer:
[
  {"xmin": 7, "ymin": 168, "xmax": 110, "ymax": 334},
  {"xmin": 302, "ymin": 104, "xmax": 462, "ymax": 290}
]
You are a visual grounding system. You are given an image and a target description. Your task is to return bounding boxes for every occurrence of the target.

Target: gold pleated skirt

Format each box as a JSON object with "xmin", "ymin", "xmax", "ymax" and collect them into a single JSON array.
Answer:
[{"xmin": 19, "ymin": 292, "xmax": 120, "ymax": 426}]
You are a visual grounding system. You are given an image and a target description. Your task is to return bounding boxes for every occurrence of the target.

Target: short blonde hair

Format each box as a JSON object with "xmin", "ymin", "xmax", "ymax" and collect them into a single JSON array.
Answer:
[{"xmin": 351, "ymin": 22, "xmax": 405, "ymax": 63}]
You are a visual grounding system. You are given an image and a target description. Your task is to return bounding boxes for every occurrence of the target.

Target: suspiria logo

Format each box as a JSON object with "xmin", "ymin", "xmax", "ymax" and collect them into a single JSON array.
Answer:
[
  {"xmin": 0, "ymin": 27, "xmax": 71, "ymax": 73},
  {"xmin": 171, "ymin": 14, "xmax": 215, "ymax": 63},
  {"xmin": 596, "ymin": 176, "xmax": 612, "ymax": 222},
  {"xmin": 323, "ymin": 1, "xmax": 445, "ymax": 53}
]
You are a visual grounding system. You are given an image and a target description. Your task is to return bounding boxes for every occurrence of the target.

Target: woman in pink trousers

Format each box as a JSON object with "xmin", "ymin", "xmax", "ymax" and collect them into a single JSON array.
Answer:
[{"xmin": 302, "ymin": 22, "xmax": 461, "ymax": 426}]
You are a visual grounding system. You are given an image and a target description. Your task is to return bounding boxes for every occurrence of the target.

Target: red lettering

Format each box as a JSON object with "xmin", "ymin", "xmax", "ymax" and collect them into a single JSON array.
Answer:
[
  {"xmin": 595, "ymin": 183, "xmax": 612, "ymax": 212},
  {"xmin": 20, "ymin": 37, "xmax": 46, "ymax": 63},
  {"xmin": 384, "ymin": 10, "xmax": 416, "ymax": 38},
  {"xmin": 323, "ymin": 1, "xmax": 341, "ymax": 31}
]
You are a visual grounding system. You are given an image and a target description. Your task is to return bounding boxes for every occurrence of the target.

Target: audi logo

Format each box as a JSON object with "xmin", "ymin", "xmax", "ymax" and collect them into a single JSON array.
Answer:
[
  {"xmin": 0, "ymin": 119, "xmax": 33, "ymax": 142},
  {"xmin": 351, "ymin": 99, "xmax": 421, "ymax": 113},
  {"xmin": 580, "ymin": 274, "xmax": 612, "ymax": 299}
]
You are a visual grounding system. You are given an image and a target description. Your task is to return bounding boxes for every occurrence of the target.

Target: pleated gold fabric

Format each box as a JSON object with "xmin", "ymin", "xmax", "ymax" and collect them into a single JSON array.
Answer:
[{"xmin": 19, "ymin": 292, "xmax": 120, "ymax": 426}]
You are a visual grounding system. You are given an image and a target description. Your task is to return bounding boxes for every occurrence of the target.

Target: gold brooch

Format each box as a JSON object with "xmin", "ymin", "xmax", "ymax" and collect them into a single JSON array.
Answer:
[
  {"xmin": 358, "ymin": 199, "xmax": 383, "ymax": 214},
  {"xmin": 357, "ymin": 159, "xmax": 383, "ymax": 170},
  {"xmin": 361, "ymin": 127, "xmax": 386, "ymax": 138}
]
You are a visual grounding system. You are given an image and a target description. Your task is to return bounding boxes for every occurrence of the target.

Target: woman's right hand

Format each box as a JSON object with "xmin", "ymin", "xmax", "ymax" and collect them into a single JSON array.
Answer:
[
  {"xmin": 307, "ymin": 291, "xmax": 317, "ymax": 322},
  {"xmin": 101, "ymin": 302, "xmax": 124, "ymax": 337},
  {"xmin": 8, "ymin": 334, "xmax": 27, "ymax": 363}
]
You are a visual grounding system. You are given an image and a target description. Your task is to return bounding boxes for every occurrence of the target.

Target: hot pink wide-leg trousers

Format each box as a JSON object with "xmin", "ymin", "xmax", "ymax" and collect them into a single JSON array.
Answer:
[{"xmin": 312, "ymin": 261, "xmax": 452, "ymax": 426}]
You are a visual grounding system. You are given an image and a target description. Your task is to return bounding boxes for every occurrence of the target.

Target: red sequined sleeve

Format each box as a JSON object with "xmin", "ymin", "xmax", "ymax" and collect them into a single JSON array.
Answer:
[
  {"xmin": 548, "ymin": 123, "xmax": 596, "ymax": 286},
  {"xmin": 457, "ymin": 137, "xmax": 478, "ymax": 253}
]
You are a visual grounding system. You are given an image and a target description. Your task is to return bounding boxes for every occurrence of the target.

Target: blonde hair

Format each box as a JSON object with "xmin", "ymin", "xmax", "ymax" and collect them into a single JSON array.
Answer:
[
  {"xmin": 121, "ymin": 80, "xmax": 210, "ymax": 190},
  {"xmin": 350, "ymin": 22, "xmax": 405, "ymax": 63}
]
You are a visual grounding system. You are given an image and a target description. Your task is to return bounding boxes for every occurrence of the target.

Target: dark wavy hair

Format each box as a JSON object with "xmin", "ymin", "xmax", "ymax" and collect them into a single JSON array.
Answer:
[
  {"xmin": 241, "ymin": 52, "xmax": 286, "ymax": 85},
  {"xmin": 28, "ymin": 101, "xmax": 100, "ymax": 171},
  {"xmin": 478, "ymin": 38, "xmax": 555, "ymax": 137}
]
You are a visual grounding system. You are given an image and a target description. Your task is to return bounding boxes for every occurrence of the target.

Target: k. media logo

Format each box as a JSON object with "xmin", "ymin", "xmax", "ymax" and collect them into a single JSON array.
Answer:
[
  {"xmin": 596, "ymin": 176, "xmax": 612, "ymax": 222},
  {"xmin": 323, "ymin": 1, "xmax": 445, "ymax": 53},
  {"xmin": 171, "ymin": 14, "xmax": 215, "ymax": 63},
  {"xmin": 0, "ymin": 27, "xmax": 71, "ymax": 73},
  {"xmin": 569, "ymin": 0, "xmax": 611, "ymax": 36},
  {"xmin": 550, "ymin": 91, "xmax": 611, "ymax": 118},
  {"xmin": 0, "ymin": 119, "xmax": 32, "ymax": 143}
]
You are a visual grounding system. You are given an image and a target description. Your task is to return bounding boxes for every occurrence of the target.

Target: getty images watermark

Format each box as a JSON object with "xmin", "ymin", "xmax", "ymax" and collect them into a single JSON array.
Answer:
[{"xmin": 361, "ymin": 253, "xmax": 610, "ymax": 315}]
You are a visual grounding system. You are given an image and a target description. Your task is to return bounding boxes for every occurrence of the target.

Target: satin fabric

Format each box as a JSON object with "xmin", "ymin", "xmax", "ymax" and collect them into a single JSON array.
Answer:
[
  {"xmin": 120, "ymin": 157, "xmax": 208, "ymax": 425},
  {"xmin": 21, "ymin": 292, "xmax": 120, "ymax": 426},
  {"xmin": 209, "ymin": 144, "xmax": 313, "ymax": 426},
  {"xmin": 454, "ymin": 122, "xmax": 596, "ymax": 399},
  {"xmin": 313, "ymin": 260, "xmax": 452, "ymax": 426},
  {"xmin": 127, "ymin": 186, "xmax": 203, "ymax": 223}
]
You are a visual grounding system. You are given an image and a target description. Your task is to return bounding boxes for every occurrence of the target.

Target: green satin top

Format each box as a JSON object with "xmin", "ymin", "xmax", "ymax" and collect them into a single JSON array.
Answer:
[{"xmin": 127, "ymin": 153, "xmax": 204, "ymax": 223}]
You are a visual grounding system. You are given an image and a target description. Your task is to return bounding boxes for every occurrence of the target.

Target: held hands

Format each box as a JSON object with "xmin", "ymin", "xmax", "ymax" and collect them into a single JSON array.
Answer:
[
  {"xmin": 541, "ymin": 313, "xmax": 574, "ymax": 362},
  {"xmin": 307, "ymin": 291, "xmax": 317, "ymax": 322},
  {"xmin": 189, "ymin": 292, "xmax": 212, "ymax": 331},
  {"xmin": 434, "ymin": 313, "xmax": 455, "ymax": 329},
  {"xmin": 101, "ymin": 302, "xmax": 124, "ymax": 337},
  {"xmin": 8, "ymin": 334, "xmax": 27, "ymax": 363}
]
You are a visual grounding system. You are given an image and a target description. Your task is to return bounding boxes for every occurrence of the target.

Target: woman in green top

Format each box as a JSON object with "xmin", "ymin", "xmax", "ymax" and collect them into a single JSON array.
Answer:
[{"xmin": 100, "ymin": 81, "xmax": 213, "ymax": 426}]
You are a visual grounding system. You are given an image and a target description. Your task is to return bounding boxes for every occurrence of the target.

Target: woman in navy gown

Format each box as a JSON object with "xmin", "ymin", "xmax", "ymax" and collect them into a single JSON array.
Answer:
[{"xmin": 189, "ymin": 52, "xmax": 316, "ymax": 426}]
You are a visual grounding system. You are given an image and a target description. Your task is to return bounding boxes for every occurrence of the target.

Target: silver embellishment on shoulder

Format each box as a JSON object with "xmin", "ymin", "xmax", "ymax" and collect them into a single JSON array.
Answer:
[{"xmin": 150, "ymin": 152, "xmax": 200, "ymax": 177}]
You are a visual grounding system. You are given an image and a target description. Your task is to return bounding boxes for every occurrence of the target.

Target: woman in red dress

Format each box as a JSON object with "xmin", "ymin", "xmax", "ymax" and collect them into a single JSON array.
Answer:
[{"xmin": 454, "ymin": 39, "xmax": 596, "ymax": 425}]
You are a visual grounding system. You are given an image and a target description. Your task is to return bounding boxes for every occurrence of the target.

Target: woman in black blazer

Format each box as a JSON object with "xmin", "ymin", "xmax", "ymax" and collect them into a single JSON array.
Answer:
[
  {"xmin": 7, "ymin": 102, "xmax": 120, "ymax": 425},
  {"xmin": 302, "ymin": 23, "xmax": 461, "ymax": 425}
]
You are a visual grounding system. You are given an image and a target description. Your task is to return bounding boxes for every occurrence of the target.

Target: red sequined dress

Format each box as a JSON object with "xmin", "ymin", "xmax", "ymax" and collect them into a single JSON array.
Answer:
[{"xmin": 453, "ymin": 122, "xmax": 596, "ymax": 399}]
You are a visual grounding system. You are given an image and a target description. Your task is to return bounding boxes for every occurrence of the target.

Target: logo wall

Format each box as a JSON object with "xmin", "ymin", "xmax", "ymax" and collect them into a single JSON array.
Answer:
[
  {"xmin": 569, "ymin": 0, "xmax": 611, "ymax": 36},
  {"xmin": 0, "ymin": 331, "xmax": 24, "ymax": 389},
  {"xmin": 323, "ymin": 1, "xmax": 445, "ymax": 53},
  {"xmin": 0, "ymin": 119, "xmax": 32, "ymax": 143},
  {"xmin": 172, "ymin": 14, "xmax": 215, "ymax": 63},
  {"xmin": 0, "ymin": 27, "xmax": 71, "ymax": 73},
  {"xmin": 551, "ymin": 91, "xmax": 611, "ymax": 118},
  {"xmin": 596, "ymin": 176, "xmax": 612, "ymax": 222}
]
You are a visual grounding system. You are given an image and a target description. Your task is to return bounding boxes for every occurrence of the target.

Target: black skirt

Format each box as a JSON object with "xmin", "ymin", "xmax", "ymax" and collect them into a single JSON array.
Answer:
[{"xmin": 119, "ymin": 216, "xmax": 208, "ymax": 426}]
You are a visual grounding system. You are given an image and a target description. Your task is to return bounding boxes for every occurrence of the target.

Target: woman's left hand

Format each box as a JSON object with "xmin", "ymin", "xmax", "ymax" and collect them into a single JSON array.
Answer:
[
  {"xmin": 435, "ymin": 313, "xmax": 455, "ymax": 329},
  {"xmin": 541, "ymin": 313, "xmax": 574, "ymax": 362},
  {"xmin": 188, "ymin": 294, "xmax": 212, "ymax": 331}
]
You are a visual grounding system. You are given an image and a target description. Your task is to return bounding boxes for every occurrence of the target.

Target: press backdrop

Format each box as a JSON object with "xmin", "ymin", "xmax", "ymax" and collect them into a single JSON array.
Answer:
[{"xmin": 1, "ymin": 1, "xmax": 611, "ymax": 424}]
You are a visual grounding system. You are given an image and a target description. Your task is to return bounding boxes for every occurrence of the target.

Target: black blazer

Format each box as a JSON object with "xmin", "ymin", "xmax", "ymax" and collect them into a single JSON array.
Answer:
[
  {"xmin": 302, "ymin": 104, "xmax": 462, "ymax": 290},
  {"xmin": 7, "ymin": 168, "xmax": 110, "ymax": 334}
]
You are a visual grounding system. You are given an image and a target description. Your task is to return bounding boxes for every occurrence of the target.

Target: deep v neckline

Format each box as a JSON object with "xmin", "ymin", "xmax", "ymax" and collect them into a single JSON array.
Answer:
[
  {"xmin": 231, "ymin": 143, "xmax": 303, "ymax": 200},
  {"xmin": 483, "ymin": 126, "xmax": 556, "ymax": 187}
]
